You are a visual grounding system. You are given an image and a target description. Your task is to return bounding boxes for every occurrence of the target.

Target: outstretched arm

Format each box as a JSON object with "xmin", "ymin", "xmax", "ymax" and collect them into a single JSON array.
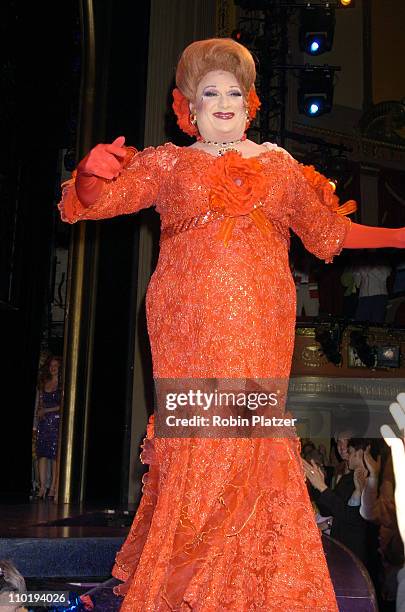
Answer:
[
  {"xmin": 292, "ymin": 161, "xmax": 405, "ymax": 258},
  {"xmin": 74, "ymin": 135, "xmax": 128, "ymax": 207},
  {"xmin": 58, "ymin": 136, "xmax": 163, "ymax": 224},
  {"xmin": 343, "ymin": 222, "xmax": 405, "ymax": 249}
]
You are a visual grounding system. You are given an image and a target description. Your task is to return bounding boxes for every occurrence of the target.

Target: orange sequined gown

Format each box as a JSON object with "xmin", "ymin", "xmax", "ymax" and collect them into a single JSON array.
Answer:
[{"xmin": 59, "ymin": 142, "xmax": 350, "ymax": 611}]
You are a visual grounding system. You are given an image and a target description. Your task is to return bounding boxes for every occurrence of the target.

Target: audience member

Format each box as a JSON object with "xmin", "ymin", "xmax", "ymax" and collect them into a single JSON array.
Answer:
[
  {"xmin": 303, "ymin": 438, "xmax": 379, "ymax": 575},
  {"xmin": 353, "ymin": 254, "xmax": 391, "ymax": 323},
  {"xmin": 386, "ymin": 260, "xmax": 405, "ymax": 324},
  {"xmin": 341, "ymin": 264, "xmax": 358, "ymax": 319},
  {"xmin": 292, "ymin": 256, "xmax": 320, "ymax": 318},
  {"xmin": 329, "ymin": 430, "xmax": 352, "ymax": 487},
  {"xmin": 360, "ymin": 445, "xmax": 403, "ymax": 605},
  {"xmin": 0, "ymin": 560, "xmax": 27, "ymax": 612},
  {"xmin": 381, "ymin": 393, "xmax": 405, "ymax": 612},
  {"xmin": 35, "ymin": 355, "xmax": 62, "ymax": 500}
]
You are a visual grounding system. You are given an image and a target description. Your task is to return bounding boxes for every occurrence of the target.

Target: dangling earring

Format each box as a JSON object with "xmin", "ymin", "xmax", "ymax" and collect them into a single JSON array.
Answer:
[
  {"xmin": 190, "ymin": 111, "xmax": 197, "ymax": 126},
  {"xmin": 245, "ymin": 108, "xmax": 251, "ymax": 129}
]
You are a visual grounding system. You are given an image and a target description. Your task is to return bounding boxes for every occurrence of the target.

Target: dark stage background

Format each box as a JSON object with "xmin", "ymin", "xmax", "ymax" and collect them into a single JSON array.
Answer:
[{"xmin": 1, "ymin": 1, "xmax": 152, "ymax": 502}]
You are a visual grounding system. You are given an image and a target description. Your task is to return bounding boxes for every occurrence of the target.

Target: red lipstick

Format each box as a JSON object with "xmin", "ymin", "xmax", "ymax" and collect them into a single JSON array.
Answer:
[{"xmin": 213, "ymin": 112, "xmax": 235, "ymax": 119}]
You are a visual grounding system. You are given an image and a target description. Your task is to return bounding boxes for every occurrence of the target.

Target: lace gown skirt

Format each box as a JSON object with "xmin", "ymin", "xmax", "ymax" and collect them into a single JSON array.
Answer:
[
  {"xmin": 112, "ymin": 230, "xmax": 339, "ymax": 611},
  {"xmin": 113, "ymin": 432, "xmax": 338, "ymax": 611}
]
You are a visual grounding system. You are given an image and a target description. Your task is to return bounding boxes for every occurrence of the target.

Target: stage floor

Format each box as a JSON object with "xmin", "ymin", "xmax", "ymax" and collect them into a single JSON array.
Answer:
[
  {"xmin": 0, "ymin": 500, "xmax": 379, "ymax": 611},
  {"xmin": 0, "ymin": 499, "xmax": 136, "ymax": 539}
]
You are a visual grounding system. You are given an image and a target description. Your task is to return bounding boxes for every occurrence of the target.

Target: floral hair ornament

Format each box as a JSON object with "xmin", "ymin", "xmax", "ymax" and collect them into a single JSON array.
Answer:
[
  {"xmin": 246, "ymin": 87, "xmax": 261, "ymax": 123},
  {"xmin": 172, "ymin": 86, "xmax": 262, "ymax": 138},
  {"xmin": 172, "ymin": 88, "xmax": 200, "ymax": 137}
]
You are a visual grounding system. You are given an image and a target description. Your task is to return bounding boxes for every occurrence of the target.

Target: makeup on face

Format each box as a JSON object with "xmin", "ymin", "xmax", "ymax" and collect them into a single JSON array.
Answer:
[{"xmin": 192, "ymin": 71, "xmax": 247, "ymax": 142}]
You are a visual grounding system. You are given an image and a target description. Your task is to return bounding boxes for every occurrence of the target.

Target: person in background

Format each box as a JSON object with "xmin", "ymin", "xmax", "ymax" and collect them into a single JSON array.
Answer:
[
  {"xmin": 360, "ymin": 445, "xmax": 403, "ymax": 606},
  {"xmin": 303, "ymin": 438, "xmax": 379, "ymax": 573},
  {"xmin": 304, "ymin": 447, "xmax": 334, "ymax": 534},
  {"xmin": 353, "ymin": 254, "xmax": 391, "ymax": 323},
  {"xmin": 0, "ymin": 560, "xmax": 27, "ymax": 612},
  {"xmin": 301, "ymin": 439, "xmax": 316, "ymax": 458},
  {"xmin": 386, "ymin": 259, "xmax": 405, "ymax": 324},
  {"xmin": 381, "ymin": 394, "xmax": 405, "ymax": 612},
  {"xmin": 341, "ymin": 262, "xmax": 358, "ymax": 319},
  {"xmin": 329, "ymin": 429, "xmax": 353, "ymax": 487},
  {"xmin": 292, "ymin": 253, "xmax": 320, "ymax": 318},
  {"xmin": 35, "ymin": 355, "xmax": 62, "ymax": 500}
]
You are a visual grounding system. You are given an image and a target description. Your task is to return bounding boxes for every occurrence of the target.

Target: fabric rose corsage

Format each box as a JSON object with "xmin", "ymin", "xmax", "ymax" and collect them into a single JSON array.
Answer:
[
  {"xmin": 300, "ymin": 164, "xmax": 357, "ymax": 217},
  {"xmin": 205, "ymin": 151, "xmax": 272, "ymax": 246}
]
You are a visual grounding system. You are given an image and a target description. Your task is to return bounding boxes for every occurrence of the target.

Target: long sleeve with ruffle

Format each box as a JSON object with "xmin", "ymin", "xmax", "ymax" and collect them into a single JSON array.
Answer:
[
  {"xmin": 299, "ymin": 162, "xmax": 405, "ymax": 251},
  {"xmin": 58, "ymin": 146, "xmax": 164, "ymax": 224},
  {"xmin": 288, "ymin": 159, "xmax": 352, "ymax": 262}
]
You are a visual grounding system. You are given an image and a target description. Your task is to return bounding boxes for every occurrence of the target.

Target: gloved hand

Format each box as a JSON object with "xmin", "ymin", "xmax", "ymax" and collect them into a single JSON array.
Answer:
[
  {"xmin": 75, "ymin": 136, "xmax": 127, "ymax": 207},
  {"xmin": 343, "ymin": 222, "xmax": 405, "ymax": 249}
]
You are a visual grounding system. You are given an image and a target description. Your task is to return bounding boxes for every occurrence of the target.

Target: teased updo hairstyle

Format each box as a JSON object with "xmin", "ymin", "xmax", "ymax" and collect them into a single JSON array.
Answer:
[{"xmin": 175, "ymin": 38, "xmax": 256, "ymax": 102}]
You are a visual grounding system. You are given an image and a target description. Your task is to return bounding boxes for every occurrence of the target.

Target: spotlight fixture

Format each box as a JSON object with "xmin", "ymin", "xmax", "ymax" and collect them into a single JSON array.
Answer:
[
  {"xmin": 297, "ymin": 68, "xmax": 334, "ymax": 117},
  {"xmin": 339, "ymin": 0, "xmax": 354, "ymax": 6},
  {"xmin": 299, "ymin": 7, "xmax": 335, "ymax": 56}
]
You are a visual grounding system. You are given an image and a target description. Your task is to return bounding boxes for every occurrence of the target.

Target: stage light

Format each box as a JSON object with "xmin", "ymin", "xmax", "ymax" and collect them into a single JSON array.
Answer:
[
  {"xmin": 340, "ymin": 0, "xmax": 353, "ymax": 6},
  {"xmin": 299, "ymin": 7, "xmax": 335, "ymax": 56},
  {"xmin": 297, "ymin": 68, "xmax": 334, "ymax": 117}
]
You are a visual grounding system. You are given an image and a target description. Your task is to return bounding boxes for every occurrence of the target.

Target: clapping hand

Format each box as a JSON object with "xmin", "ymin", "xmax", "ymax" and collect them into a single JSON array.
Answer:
[
  {"xmin": 353, "ymin": 466, "xmax": 368, "ymax": 493},
  {"xmin": 381, "ymin": 392, "xmax": 405, "ymax": 547},
  {"xmin": 302, "ymin": 459, "xmax": 328, "ymax": 492},
  {"xmin": 363, "ymin": 445, "xmax": 381, "ymax": 478}
]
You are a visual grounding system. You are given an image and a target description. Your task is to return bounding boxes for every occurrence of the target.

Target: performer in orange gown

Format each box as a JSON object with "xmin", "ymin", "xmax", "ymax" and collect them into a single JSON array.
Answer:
[{"xmin": 59, "ymin": 39, "xmax": 405, "ymax": 611}]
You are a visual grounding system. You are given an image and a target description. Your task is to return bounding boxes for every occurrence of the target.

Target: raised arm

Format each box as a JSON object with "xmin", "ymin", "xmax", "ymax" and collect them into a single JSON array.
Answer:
[{"xmin": 58, "ymin": 136, "xmax": 163, "ymax": 224}]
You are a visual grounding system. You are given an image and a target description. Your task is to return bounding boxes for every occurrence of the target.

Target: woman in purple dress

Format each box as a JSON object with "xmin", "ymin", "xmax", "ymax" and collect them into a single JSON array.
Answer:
[{"xmin": 36, "ymin": 356, "xmax": 62, "ymax": 499}]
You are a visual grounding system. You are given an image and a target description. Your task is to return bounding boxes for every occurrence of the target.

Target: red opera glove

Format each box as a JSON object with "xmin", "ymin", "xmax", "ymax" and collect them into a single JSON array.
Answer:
[
  {"xmin": 343, "ymin": 222, "xmax": 405, "ymax": 249},
  {"xmin": 343, "ymin": 223, "xmax": 405, "ymax": 249},
  {"xmin": 75, "ymin": 136, "xmax": 127, "ymax": 207}
]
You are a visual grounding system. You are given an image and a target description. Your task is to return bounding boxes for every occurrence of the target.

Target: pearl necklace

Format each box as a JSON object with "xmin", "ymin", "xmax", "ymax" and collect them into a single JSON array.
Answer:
[{"xmin": 199, "ymin": 137, "xmax": 245, "ymax": 156}]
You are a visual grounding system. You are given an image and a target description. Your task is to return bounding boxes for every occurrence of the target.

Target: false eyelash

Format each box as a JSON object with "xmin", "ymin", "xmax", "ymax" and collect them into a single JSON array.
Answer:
[{"xmin": 203, "ymin": 91, "xmax": 243, "ymax": 97}]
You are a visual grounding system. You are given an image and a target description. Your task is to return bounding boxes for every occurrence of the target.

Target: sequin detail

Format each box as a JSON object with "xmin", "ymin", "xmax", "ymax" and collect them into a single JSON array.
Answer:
[
  {"xmin": 59, "ymin": 142, "xmax": 349, "ymax": 611},
  {"xmin": 36, "ymin": 389, "xmax": 61, "ymax": 460}
]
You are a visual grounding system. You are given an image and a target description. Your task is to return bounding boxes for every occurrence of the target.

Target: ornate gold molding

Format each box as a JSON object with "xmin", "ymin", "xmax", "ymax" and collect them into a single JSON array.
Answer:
[
  {"xmin": 301, "ymin": 345, "xmax": 327, "ymax": 368},
  {"xmin": 289, "ymin": 376, "xmax": 405, "ymax": 400},
  {"xmin": 296, "ymin": 327, "xmax": 316, "ymax": 337}
]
